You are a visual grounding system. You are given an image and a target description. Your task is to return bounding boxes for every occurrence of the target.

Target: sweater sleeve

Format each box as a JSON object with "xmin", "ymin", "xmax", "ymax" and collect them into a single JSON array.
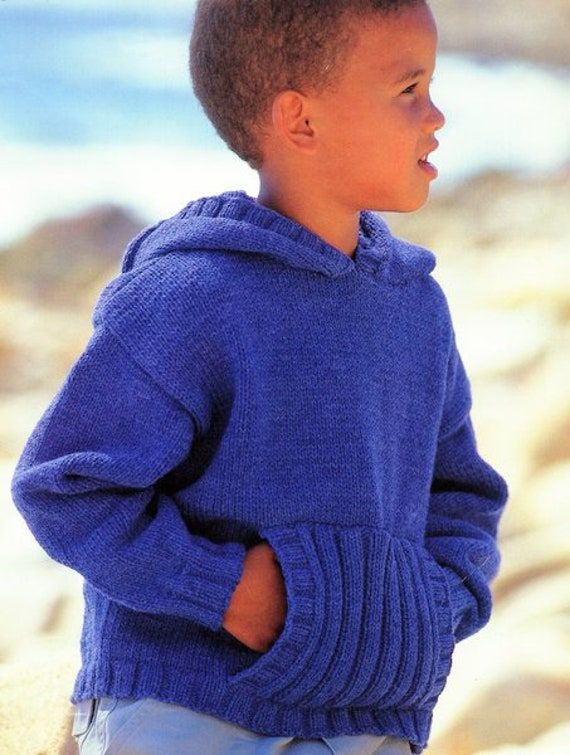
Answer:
[
  {"xmin": 10, "ymin": 320, "xmax": 246, "ymax": 633},
  {"xmin": 423, "ymin": 327, "xmax": 510, "ymax": 643}
]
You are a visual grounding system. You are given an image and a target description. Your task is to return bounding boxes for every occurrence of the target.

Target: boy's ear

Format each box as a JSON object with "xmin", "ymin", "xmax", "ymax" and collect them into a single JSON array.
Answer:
[{"xmin": 271, "ymin": 90, "xmax": 317, "ymax": 156}]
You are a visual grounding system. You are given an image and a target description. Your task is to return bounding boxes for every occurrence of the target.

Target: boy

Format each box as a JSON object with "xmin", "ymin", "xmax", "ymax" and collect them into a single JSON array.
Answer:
[{"xmin": 10, "ymin": 1, "xmax": 509, "ymax": 753}]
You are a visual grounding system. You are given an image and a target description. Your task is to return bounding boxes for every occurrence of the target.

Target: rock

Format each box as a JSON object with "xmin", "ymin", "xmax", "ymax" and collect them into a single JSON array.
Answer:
[
  {"xmin": 0, "ymin": 204, "xmax": 144, "ymax": 308},
  {"xmin": 514, "ymin": 461, "xmax": 570, "ymax": 531},
  {"xmin": 0, "ymin": 460, "xmax": 84, "ymax": 662},
  {"xmin": 430, "ymin": 567, "xmax": 570, "ymax": 754},
  {"xmin": 448, "ymin": 306, "xmax": 555, "ymax": 379},
  {"xmin": 0, "ymin": 649, "xmax": 78, "ymax": 755},
  {"xmin": 430, "ymin": 0, "xmax": 570, "ymax": 68},
  {"xmin": 517, "ymin": 348, "xmax": 570, "ymax": 476},
  {"xmin": 474, "ymin": 720, "xmax": 570, "ymax": 754},
  {"xmin": 0, "ymin": 289, "xmax": 92, "ymax": 397},
  {"xmin": 384, "ymin": 169, "xmax": 570, "ymax": 269},
  {"xmin": 433, "ymin": 673, "xmax": 570, "ymax": 754}
]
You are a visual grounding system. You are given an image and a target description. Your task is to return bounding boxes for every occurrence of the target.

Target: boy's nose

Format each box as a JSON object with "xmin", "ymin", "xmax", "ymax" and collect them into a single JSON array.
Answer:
[{"xmin": 430, "ymin": 100, "xmax": 446, "ymax": 131}]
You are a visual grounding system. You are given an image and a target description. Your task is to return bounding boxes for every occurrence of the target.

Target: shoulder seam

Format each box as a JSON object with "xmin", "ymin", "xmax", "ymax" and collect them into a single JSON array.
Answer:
[
  {"xmin": 121, "ymin": 219, "xmax": 168, "ymax": 273},
  {"xmin": 101, "ymin": 321, "xmax": 205, "ymax": 436}
]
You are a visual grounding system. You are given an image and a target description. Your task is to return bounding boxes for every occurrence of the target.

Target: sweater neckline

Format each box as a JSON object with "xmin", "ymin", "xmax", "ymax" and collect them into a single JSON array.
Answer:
[
  {"xmin": 127, "ymin": 189, "xmax": 437, "ymax": 284},
  {"xmin": 245, "ymin": 191, "xmax": 391, "ymax": 278},
  {"xmin": 178, "ymin": 190, "xmax": 393, "ymax": 280}
]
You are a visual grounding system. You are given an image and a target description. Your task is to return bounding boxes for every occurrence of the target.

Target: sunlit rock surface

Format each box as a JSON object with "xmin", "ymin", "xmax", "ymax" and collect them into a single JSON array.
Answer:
[
  {"xmin": 430, "ymin": 0, "xmax": 570, "ymax": 68},
  {"xmin": 0, "ymin": 203, "xmax": 143, "ymax": 308}
]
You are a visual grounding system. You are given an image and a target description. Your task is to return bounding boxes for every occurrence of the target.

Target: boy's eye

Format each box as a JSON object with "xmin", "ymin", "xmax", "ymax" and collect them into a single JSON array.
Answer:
[
  {"xmin": 402, "ymin": 83, "xmax": 418, "ymax": 95},
  {"xmin": 401, "ymin": 76, "xmax": 435, "ymax": 96}
]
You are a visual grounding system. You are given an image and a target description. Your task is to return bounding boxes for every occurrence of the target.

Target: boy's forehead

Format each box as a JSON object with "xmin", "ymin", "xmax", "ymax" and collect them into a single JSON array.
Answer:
[
  {"xmin": 352, "ymin": 9, "xmax": 438, "ymax": 79},
  {"xmin": 358, "ymin": 50, "xmax": 436, "ymax": 86}
]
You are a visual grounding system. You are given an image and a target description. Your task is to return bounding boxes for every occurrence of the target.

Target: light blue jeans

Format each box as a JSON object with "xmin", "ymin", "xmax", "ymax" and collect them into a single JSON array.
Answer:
[{"xmin": 72, "ymin": 697, "xmax": 413, "ymax": 754}]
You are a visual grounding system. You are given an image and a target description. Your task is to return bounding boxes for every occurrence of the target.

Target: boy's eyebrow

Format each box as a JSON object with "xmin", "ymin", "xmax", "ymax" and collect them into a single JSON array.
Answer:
[{"xmin": 393, "ymin": 67, "xmax": 427, "ymax": 85}]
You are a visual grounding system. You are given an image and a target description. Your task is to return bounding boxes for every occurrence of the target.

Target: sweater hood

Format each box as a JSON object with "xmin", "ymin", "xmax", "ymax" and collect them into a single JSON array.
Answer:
[{"xmin": 121, "ymin": 190, "xmax": 436, "ymax": 284}]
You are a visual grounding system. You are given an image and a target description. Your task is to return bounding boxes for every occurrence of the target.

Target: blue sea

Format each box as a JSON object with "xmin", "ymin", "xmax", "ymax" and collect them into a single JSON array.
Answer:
[{"xmin": 1, "ymin": 0, "xmax": 569, "ymax": 247}]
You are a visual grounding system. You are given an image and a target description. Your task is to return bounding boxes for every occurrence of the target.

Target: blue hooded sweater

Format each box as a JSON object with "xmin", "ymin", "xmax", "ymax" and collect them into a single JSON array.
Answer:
[{"xmin": 11, "ymin": 190, "xmax": 509, "ymax": 753}]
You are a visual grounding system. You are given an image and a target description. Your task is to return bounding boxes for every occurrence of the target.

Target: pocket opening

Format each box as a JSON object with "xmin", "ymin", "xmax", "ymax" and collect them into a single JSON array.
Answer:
[{"xmin": 226, "ymin": 522, "xmax": 456, "ymax": 710}]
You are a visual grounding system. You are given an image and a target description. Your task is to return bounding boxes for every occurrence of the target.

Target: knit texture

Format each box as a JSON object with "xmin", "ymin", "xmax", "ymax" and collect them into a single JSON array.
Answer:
[{"xmin": 11, "ymin": 190, "xmax": 509, "ymax": 754}]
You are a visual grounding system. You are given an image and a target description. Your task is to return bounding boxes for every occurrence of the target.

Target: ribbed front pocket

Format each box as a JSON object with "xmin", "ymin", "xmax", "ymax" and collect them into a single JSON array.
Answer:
[{"xmin": 226, "ymin": 523, "xmax": 455, "ymax": 709}]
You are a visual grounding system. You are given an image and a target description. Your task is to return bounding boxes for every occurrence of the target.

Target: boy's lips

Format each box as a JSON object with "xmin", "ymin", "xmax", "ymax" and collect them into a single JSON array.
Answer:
[
  {"xmin": 418, "ymin": 139, "xmax": 439, "ymax": 178},
  {"xmin": 418, "ymin": 139, "xmax": 439, "ymax": 163}
]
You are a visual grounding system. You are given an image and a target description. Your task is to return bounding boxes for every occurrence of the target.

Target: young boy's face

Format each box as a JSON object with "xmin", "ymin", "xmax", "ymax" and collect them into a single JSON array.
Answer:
[{"xmin": 309, "ymin": 2, "xmax": 445, "ymax": 214}]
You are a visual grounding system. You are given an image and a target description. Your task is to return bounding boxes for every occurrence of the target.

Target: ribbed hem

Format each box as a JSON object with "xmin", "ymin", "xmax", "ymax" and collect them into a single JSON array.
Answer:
[
  {"xmin": 70, "ymin": 524, "xmax": 457, "ymax": 754},
  {"xmin": 227, "ymin": 523, "xmax": 456, "ymax": 710},
  {"xmin": 71, "ymin": 657, "xmax": 434, "ymax": 753}
]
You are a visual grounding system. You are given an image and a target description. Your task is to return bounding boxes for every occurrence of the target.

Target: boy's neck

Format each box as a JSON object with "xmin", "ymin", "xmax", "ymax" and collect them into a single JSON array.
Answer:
[{"xmin": 256, "ymin": 185, "xmax": 360, "ymax": 259}]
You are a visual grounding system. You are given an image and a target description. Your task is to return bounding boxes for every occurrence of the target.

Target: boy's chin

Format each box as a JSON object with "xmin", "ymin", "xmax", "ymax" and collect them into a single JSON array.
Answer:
[{"xmin": 372, "ymin": 195, "xmax": 429, "ymax": 214}]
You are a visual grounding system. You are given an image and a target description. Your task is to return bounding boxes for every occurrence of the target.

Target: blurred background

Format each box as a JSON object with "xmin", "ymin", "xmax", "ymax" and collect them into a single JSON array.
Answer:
[{"xmin": 1, "ymin": 0, "xmax": 569, "ymax": 753}]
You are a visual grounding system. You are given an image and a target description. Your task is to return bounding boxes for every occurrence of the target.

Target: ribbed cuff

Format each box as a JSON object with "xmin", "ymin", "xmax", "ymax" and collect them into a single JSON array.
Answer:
[
  {"xmin": 227, "ymin": 523, "xmax": 455, "ymax": 709},
  {"xmin": 176, "ymin": 535, "xmax": 247, "ymax": 632},
  {"xmin": 439, "ymin": 564, "xmax": 489, "ymax": 643}
]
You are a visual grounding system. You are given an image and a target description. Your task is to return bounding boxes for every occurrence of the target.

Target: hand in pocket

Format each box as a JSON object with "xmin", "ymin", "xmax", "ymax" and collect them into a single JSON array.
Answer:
[
  {"xmin": 222, "ymin": 541, "xmax": 287, "ymax": 652},
  {"xmin": 227, "ymin": 523, "xmax": 456, "ymax": 710}
]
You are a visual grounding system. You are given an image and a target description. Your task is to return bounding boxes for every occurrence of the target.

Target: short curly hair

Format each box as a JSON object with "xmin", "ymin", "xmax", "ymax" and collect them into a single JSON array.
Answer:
[{"xmin": 189, "ymin": 0, "xmax": 426, "ymax": 170}]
